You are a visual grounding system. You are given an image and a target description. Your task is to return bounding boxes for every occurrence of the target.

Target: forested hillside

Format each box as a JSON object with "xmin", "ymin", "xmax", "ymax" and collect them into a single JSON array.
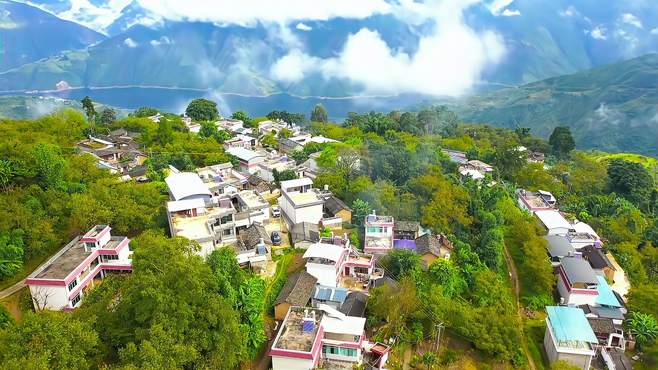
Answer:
[{"xmin": 0, "ymin": 105, "xmax": 657, "ymax": 368}]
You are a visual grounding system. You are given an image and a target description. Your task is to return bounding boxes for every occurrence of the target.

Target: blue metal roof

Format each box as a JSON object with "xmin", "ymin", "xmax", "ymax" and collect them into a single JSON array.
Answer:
[
  {"xmin": 546, "ymin": 306, "xmax": 598, "ymax": 343},
  {"xmin": 313, "ymin": 285, "xmax": 349, "ymax": 303},
  {"xmin": 596, "ymin": 276, "xmax": 622, "ymax": 308}
]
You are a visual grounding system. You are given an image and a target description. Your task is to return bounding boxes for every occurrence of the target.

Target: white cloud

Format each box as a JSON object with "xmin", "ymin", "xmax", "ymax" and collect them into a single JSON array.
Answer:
[
  {"xmin": 150, "ymin": 36, "xmax": 172, "ymax": 46},
  {"xmin": 296, "ymin": 22, "xmax": 312, "ymax": 31},
  {"xmin": 136, "ymin": 0, "xmax": 391, "ymax": 26},
  {"xmin": 621, "ymin": 13, "xmax": 643, "ymax": 29},
  {"xmin": 123, "ymin": 37, "xmax": 138, "ymax": 47},
  {"xmin": 559, "ymin": 6, "xmax": 578, "ymax": 17},
  {"xmin": 487, "ymin": 0, "xmax": 515, "ymax": 16},
  {"xmin": 56, "ymin": 0, "xmax": 133, "ymax": 31},
  {"xmin": 271, "ymin": 0, "xmax": 506, "ymax": 96},
  {"xmin": 501, "ymin": 9, "xmax": 521, "ymax": 17},
  {"xmin": 590, "ymin": 26, "xmax": 607, "ymax": 40},
  {"xmin": 651, "ymin": 27, "xmax": 658, "ymax": 35}
]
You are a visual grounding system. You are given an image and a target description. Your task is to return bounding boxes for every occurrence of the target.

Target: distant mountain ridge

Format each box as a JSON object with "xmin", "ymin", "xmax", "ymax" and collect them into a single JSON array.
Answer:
[
  {"xmin": 451, "ymin": 54, "xmax": 658, "ymax": 157},
  {"xmin": 0, "ymin": 0, "xmax": 105, "ymax": 72}
]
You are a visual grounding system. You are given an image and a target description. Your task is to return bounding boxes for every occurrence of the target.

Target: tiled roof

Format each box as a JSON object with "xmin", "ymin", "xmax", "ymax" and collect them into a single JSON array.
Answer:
[
  {"xmin": 339, "ymin": 291, "xmax": 368, "ymax": 318},
  {"xmin": 394, "ymin": 221, "xmax": 420, "ymax": 232},
  {"xmin": 324, "ymin": 196, "xmax": 351, "ymax": 215},
  {"xmin": 582, "ymin": 245, "xmax": 614, "ymax": 270},
  {"xmin": 414, "ymin": 234, "xmax": 452, "ymax": 257},
  {"xmin": 274, "ymin": 271, "xmax": 318, "ymax": 306}
]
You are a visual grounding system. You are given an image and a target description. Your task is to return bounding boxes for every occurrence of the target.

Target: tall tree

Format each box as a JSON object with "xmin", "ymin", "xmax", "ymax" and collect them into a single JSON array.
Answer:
[
  {"xmin": 97, "ymin": 108, "xmax": 117, "ymax": 125},
  {"xmin": 0, "ymin": 311, "xmax": 98, "ymax": 370},
  {"xmin": 607, "ymin": 159, "xmax": 654, "ymax": 210},
  {"xmin": 351, "ymin": 199, "xmax": 371, "ymax": 226},
  {"xmin": 185, "ymin": 99, "xmax": 219, "ymax": 122},
  {"xmin": 548, "ymin": 126, "xmax": 575, "ymax": 159},
  {"xmin": 0, "ymin": 230, "xmax": 24, "ymax": 279},
  {"xmin": 311, "ymin": 104, "xmax": 328, "ymax": 123},
  {"xmin": 626, "ymin": 312, "xmax": 658, "ymax": 349},
  {"xmin": 0, "ymin": 159, "xmax": 13, "ymax": 191},
  {"xmin": 81, "ymin": 96, "xmax": 96, "ymax": 122},
  {"xmin": 32, "ymin": 144, "xmax": 67, "ymax": 190},
  {"xmin": 199, "ymin": 121, "xmax": 218, "ymax": 139}
]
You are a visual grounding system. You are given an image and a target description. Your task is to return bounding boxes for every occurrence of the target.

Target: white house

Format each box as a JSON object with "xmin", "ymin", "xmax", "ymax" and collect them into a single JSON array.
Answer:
[
  {"xmin": 165, "ymin": 172, "xmax": 213, "ymax": 202},
  {"xmin": 364, "ymin": 211, "xmax": 395, "ymax": 254},
  {"xmin": 270, "ymin": 306, "xmax": 390, "ymax": 370},
  {"xmin": 544, "ymin": 306, "xmax": 597, "ymax": 370},
  {"xmin": 25, "ymin": 225, "xmax": 132, "ymax": 311},
  {"xmin": 227, "ymin": 147, "xmax": 266, "ymax": 174},
  {"xmin": 278, "ymin": 178, "xmax": 325, "ymax": 228},
  {"xmin": 535, "ymin": 210, "xmax": 572, "ymax": 235}
]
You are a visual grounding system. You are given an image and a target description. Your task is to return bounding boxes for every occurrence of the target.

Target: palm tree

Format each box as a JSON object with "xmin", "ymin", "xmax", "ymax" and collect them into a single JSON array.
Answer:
[{"xmin": 626, "ymin": 312, "xmax": 658, "ymax": 349}]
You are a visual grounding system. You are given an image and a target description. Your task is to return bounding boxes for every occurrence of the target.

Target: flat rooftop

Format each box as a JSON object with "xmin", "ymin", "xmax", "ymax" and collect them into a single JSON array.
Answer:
[
  {"xmin": 238, "ymin": 191, "xmax": 268, "ymax": 208},
  {"xmin": 365, "ymin": 235, "xmax": 392, "ymax": 249},
  {"xmin": 519, "ymin": 192, "xmax": 551, "ymax": 209},
  {"xmin": 288, "ymin": 191, "xmax": 323, "ymax": 206},
  {"xmin": 171, "ymin": 203, "xmax": 235, "ymax": 240},
  {"xmin": 273, "ymin": 307, "xmax": 322, "ymax": 352},
  {"xmin": 366, "ymin": 214, "xmax": 394, "ymax": 224}
]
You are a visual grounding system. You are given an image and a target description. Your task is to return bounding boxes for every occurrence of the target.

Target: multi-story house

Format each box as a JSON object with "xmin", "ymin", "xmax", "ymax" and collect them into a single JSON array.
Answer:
[
  {"xmin": 543, "ymin": 306, "xmax": 597, "ymax": 370},
  {"xmin": 270, "ymin": 306, "xmax": 390, "ymax": 370},
  {"xmin": 364, "ymin": 211, "xmax": 395, "ymax": 254},
  {"xmin": 196, "ymin": 162, "xmax": 249, "ymax": 196},
  {"xmin": 25, "ymin": 225, "xmax": 132, "ymax": 311},
  {"xmin": 302, "ymin": 236, "xmax": 378, "ymax": 288},
  {"xmin": 278, "ymin": 178, "xmax": 326, "ymax": 229},
  {"xmin": 227, "ymin": 147, "xmax": 266, "ymax": 174},
  {"xmin": 516, "ymin": 189, "xmax": 556, "ymax": 213}
]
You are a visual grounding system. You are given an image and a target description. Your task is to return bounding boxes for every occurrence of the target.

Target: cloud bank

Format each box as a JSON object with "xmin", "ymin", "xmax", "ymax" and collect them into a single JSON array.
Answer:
[{"xmin": 272, "ymin": 0, "xmax": 506, "ymax": 96}]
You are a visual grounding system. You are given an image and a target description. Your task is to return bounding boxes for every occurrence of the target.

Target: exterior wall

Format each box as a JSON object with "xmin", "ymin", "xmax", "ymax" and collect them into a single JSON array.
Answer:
[
  {"xmin": 557, "ymin": 271, "xmax": 598, "ymax": 306},
  {"xmin": 547, "ymin": 227, "xmax": 572, "ymax": 236},
  {"xmin": 421, "ymin": 254, "xmax": 438, "ymax": 267},
  {"xmin": 295, "ymin": 204, "xmax": 324, "ymax": 225},
  {"xmin": 274, "ymin": 303, "xmax": 291, "ymax": 321},
  {"xmin": 335, "ymin": 209, "xmax": 352, "ymax": 223},
  {"xmin": 556, "ymin": 352, "xmax": 592, "ymax": 370},
  {"xmin": 544, "ymin": 320, "xmax": 594, "ymax": 370},
  {"xmin": 271, "ymin": 356, "xmax": 314, "ymax": 370},
  {"xmin": 29, "ymin": 285, "xmax": 69, "ymax": 310},
  {"xmin": 306, "ymin": 263, "xmax": 339, "ymax": 287}
]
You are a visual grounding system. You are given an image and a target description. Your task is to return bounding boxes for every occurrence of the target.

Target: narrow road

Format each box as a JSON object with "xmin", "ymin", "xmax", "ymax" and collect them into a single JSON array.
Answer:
[
  {"xmin": 0, "ymin": 279, "xmax": 26, "ymax": 300},
  {"xmin": 502, "ymin": 244, "xmax": 537, "ymax": 370}
]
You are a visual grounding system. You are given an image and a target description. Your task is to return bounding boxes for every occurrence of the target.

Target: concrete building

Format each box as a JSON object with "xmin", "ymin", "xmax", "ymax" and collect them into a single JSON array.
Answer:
[
  {"xmin": 25, "ymin": 225, "xmax": 132, "ymax": 311},
  {"xmin": 227, "ymin": 147, "xmax": 266, "ymax": 174},
  {"xmin": 535, "ymin": 210, "xmax": 573, "ymax": 235},
  {"xmin": 278, "ymin": 178, "xmax": 326, "ymax": 229},
  {"xmin": 270, "ymin": 306, "xmax": 390, "ymax": 370},
  {"xmin": 302, "ymin": 236, "xmax": 378, "ymax": 288},
  {"xmin": 543, "ymin": 306, "xmax": 597, "ymax": 370},
  {"xmin": 274, "ymin": 271, "xmax": 318, "ymax": 321},
  {"xmin": 516, "ymin": 189, "xmax": 556, "ymax": 213},
  {"xmin": 364, "ymin": 211, "xmax": 394, "ymax": 254},
  {"xmin": 196, "ymin": 162, "xmax": 248, "ymax": 196}
]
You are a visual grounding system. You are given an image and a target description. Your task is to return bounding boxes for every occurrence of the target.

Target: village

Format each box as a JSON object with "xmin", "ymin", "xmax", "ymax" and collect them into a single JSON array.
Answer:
[{"xmin": 13, "ymin": 108, "xmax": 640, "ymax": 370}]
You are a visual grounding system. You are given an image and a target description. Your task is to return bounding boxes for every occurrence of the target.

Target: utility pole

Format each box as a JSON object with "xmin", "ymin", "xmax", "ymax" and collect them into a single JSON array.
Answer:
[{"xmin": 434, "ymin": 322, "xmax": 444, "ymax": 352}]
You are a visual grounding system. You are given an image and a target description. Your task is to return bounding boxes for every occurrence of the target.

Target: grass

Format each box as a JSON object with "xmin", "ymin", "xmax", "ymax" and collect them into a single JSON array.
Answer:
[
  {"xmin": 525, "ymin": 316, "xmax": 548, "ymax": 370},
  {"xmin": 590, "ymin": 152, "xmax": 658, "ymax": 182},
  {"xmin": 0, "ymin": 255, "xmax": 50, "ymax": 291}
]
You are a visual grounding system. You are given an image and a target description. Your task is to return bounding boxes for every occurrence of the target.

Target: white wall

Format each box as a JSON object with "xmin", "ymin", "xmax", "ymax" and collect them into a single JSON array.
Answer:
[
  {"xmin": 98, "ymin": 231, "xmax": 111, "ymax": 247},
  {"xmin": 271, "ymin": 356, "xmax": 314, "ymax": 370},
  {"xmin": 306, "ymin": 263, "xmax": 339, "ymax": 287},
  {"xmin": 557, "ymin": 276, "xmax": 597, "ymax": 306},
  {"xmin": 29, "ymin": 285, "xmax": 69, "ymax": 310},
  {"xmin": 294, "ymin": 204, "xmax": 324, "ymax": 224}
]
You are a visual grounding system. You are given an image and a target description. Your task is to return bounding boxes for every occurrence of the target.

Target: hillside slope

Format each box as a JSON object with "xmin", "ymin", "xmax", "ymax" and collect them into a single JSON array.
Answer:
[
  {"xmin": 452, "ymin": 54, "xmax": 658, "ymax": 156},
  {"xmin": 0, "ymin": 0, "xmax": 105, "ymax": 72}
]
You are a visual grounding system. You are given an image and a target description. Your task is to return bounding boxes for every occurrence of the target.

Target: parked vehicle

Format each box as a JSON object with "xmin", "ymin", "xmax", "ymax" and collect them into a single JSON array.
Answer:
[
  {"xmin": 271, "ymin": 205, "xmax": 281, "ymax": 218},
  {"xmin": 271, "ymin": 231, "xmax": 281, "ymax": 246}
]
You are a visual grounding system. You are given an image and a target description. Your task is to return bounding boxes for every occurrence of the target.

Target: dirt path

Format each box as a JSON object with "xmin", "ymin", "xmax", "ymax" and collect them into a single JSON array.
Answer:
[
  {"xmin": 502, "ymin": 244, "xmax": 537, "ymax": 370},
  {"xmin": 0, "ymin": 279, "xmax": 26, "ymax": 300}
]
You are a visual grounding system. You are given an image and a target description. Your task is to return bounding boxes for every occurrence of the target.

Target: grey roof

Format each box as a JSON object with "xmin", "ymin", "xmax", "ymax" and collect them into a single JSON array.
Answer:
[
  {"xmin": 394, "ymin": 221, "xmax": 420, "ymax": 232},
  {"xmin": 274, "ymin": 271, "xmax": 318, "ymax": 306},
  {"xmin": 589, "ymin": 305, "xmax": 625, "ymax": 320},
  {"xmin": 544, "ymin": 235, "xmax": 576, "ymax": 258},
  {"xmin": 238, "ymin": 223, "xmax": 272, "ymax": 250},
  {"xmin": 582, "ymin": 245, "xmax": 615, "ymax": 270},
  {"xmin": 587, "ymin": 317, "xmax": 616, "ymax": 335},
  {"xmin": 414, "ymin": 234, "xmax": 452, "ymax": 257},
  {"xmin": 339, "ymin": 291, "xmax": 368, "ymax": 317},
  {"xmin": 370, "ymin": 276, "xmax": 398, "ymax": 289},
  {"xmin": 324, "ymin": 196, "xmax": 351, "ymax": 216},
  {"xmin": 291, "ymin": 222, "xmax": 320, "ymax": 244},
  {"xmin": 561, "ymin": 257, "xmax": 598, "ymax": 285}
]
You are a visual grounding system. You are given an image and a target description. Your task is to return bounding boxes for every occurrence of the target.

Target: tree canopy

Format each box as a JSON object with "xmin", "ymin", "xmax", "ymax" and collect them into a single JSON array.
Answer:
[{"xmin": 185, "ymin": 98, "xmax": 219, "ymax": 122}]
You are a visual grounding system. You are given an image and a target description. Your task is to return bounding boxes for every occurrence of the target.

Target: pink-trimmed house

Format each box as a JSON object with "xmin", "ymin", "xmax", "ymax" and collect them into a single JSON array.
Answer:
[
  {"xmin": 302, "ymin": 236, "xmax": 378, "ymax": 288},
  {"xmin": 270, "ymin": 306, "xmax": 390, "ymax": 370},
  {"xmin": 25, "ymin": 225, "xmax": 132, "ymax": 311},
  {"xmin": 364, "ymin": 211, "xmax": 395, "ymax": 254}
]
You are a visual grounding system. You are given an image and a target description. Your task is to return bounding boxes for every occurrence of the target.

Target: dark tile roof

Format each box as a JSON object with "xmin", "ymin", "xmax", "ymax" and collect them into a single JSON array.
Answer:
[
  {"xmin": 414, "ymin": 234, "xmax": 452, "ymax": 257},
  {"xmin": 291, "ymin": 222, "xmax": 320, "ymax": 244},
  {"xmin": 394, "ymin": 221, "xmax": 420, "ymax": 232},
  {"xmin": 274, "ymin": 271, "xmax": 318, "ymax": 307},
  {"xmin": 370, "ymin": 276, "xmax": 398, "ymax": 289},
  {"xmin": 324, "ymin": 196, "xmax": 351, "ymax": 216},
  {"xmin": 587, "ymin": 317, "xmax": 616, "ymax": 335},
  {"xmin": 339, "ymin": 291, "xmax": 368, "ymax": 318},
  {"xmin": 238, "ymin": 223, "xmax": 272, "ymax": 250},
  {"xmin": 582, "ymin": 245, "xmax": 615, "ymax": 270}
]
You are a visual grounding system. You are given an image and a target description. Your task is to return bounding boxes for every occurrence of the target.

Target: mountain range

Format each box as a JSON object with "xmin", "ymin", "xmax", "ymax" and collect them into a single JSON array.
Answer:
[{"xmin": 450, "ymin": 53, "xmax": 658, "ymax": 156}]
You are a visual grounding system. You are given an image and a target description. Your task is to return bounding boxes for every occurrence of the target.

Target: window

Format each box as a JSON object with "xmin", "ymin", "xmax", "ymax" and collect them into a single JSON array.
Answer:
[
  {"xmin": 103, "ymin": 254, "xmax": 119, "ymax": 262},
  {"xmin": 67, "ymin": 279, "xmax": 78, "ymax": 291},
  {"xmin": 71, "ymin": 294, "xmax": 81, "ymax": 307},
  {"xmin": 323, "ymin": 346, "xmax": 356, "ymax": 357},
  {"xmin": 85, "ymin": 242, "xmax": 96, "ymax": 250},
  {"xmin": 354, "ymin": 267, "xmax": 369, "ymax": 275},
  {"xmin": 223, "ymin": 228, "xmax": 234, "ymax": 236},
  {"xmin": 221, "ymin": 214, "xmax": 233, "ymax": 224},
  {"xmin": 366, "ymin": 227, "xmax": 382, "ymax": 233}
]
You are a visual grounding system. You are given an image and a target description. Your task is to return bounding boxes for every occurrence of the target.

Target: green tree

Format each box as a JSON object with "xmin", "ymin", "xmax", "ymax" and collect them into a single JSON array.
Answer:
[
  {"xmin": 428, "ymin": 259, "xmax": 467, "ymax": 297},
  {"xmin": 548, "ymin": 126, "xmax": 575, "ymax": 159},
  {"xmin": 607, "ymin": 158, "xmax": 654, "ymax": 210},
  {"xmin": 626, "ymin": 312, "xmax": 658, "ymax": 349},
  {"xmin": 0, "ymin": 311, "xmax": 98, "ymax": 370},
  {"xmin": 185, "ymin": 98, "xmax": 219, "ymax": 122},
  {"xmin": 273, "ymin": 169, "xmax": 298, "ymax": 187},
  {"xmin": 97, "ymin": 108, "xmax": 117, "ymax": 125},
  {"xmin": 231, "ymin": 110, "xmax": 252, "ymax": 126},
  {"xmin": 421, "ymin": 352, "xmax": 437, "ymax": 370},
  {"xmin": 384, "ymin": 249, "xmax": 421, "ymax": 279},
  {"xmin": 0, "ymin": 304, "xmax": 11, "ymax": 328},
  {"xmin": 215, "ymin": 129, "xmax": 231, "ymax": 143},
  {"xmin": 352, "ymin": 199, "xmax": 371, "ymax": 226},
  {"xmin": 260, "ymin": 133, "xmax": 277, "ymax": 148},
  {"xmin": 81, "ymin": 96, "xmax": 96, "ymax": 122},
  {"xmin": 278, "ymin": 127, "xmax": 293, "ymax": 139},
  {"xmin": 0, "ymin": 159, "xmax": 13, "ymax": 191},
  {"xmin": 32, "ymin": 143, "xmax": 67, "ymax": 190},
  {"xmin": 311, "ymin": 104, "xmax": 328, "ymax": 123},
  {"xmin": 628, "ymin": 284, "xmax": 658, "ymax": 318},
  {"xmin": 131, "ymin": 107, "xmax": 160, "ymax": 117},
  {"xmin": 199, "ymin": 121, "xmax": 218, "ymax": 139},
  {"xmin": 155, "ymin": 119, "xmax": 174, "ymax": 146},
  {"xmin": 0, "ymin": 230, "xmax": 24, "ymax": 279}
]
